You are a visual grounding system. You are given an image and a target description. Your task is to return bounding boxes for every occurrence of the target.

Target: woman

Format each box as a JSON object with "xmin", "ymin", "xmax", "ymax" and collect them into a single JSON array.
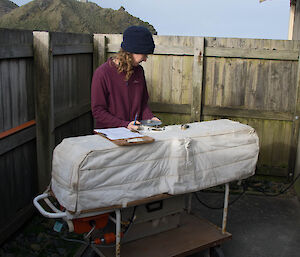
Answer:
[{"xmin": 91, "ymin": 26, "xmax": 160, "ymax": 130}]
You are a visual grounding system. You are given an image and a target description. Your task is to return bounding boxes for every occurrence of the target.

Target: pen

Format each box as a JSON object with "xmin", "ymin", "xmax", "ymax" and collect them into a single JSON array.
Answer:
[{"xmin": 133, "ymin": 113, "xmax": 138, "ymax": 125}]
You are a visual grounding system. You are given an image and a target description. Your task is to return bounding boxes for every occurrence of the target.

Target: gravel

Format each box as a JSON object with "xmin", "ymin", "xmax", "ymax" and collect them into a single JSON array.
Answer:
[{"xmin": 1, "ymin": 214, "xmax": 84, "ymax": 257}]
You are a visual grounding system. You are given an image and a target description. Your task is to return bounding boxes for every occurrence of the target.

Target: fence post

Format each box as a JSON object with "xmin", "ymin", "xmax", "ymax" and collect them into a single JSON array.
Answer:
[
  {"xmin": 294, "ymin": 129, "xmax": 300, "ymax": 200},
  {"xmin": 92, "ymin": 34, "xmax": 107, "ymax": 128},
  {"xmin": 191, "ymin": 37, "xmax": 204, "ymax": 122},
  {"xmin": 93, "ymin": 34, "xmax": 107, "ymax": 71},
  {"xmin": 293, "ymin": 52, "xmax": 300, "ymax": 198},
  {"xmin": 33, "ymin": 32, "xmax": 55, "ymax": 192}
]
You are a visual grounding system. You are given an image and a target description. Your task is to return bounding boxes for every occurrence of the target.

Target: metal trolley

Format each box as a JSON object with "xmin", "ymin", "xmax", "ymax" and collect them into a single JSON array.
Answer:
[{"xmin": 33, "ymin": 184, "xmax": 231, "ymax": 257}]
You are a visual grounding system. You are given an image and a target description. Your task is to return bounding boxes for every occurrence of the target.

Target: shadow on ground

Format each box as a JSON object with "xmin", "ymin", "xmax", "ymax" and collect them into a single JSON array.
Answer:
[{"xmin": 189, "ymin": 191, "xmax": 300, "ymax": 257}]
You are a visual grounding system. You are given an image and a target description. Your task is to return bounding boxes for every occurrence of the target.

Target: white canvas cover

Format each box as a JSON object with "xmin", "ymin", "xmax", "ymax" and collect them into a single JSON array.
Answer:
[{"xmin": 51, "ymin": 119, "xmax": 259, "ymax": 213}]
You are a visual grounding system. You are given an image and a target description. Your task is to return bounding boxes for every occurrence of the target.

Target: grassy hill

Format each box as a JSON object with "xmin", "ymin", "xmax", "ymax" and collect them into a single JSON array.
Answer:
[
  {"xmin": 0, "ymin": 0, "xmax": 156, "ymax": 34},
  {"xmin": 0, "ymin": 0, "xmax": 18, "ymax": 17}
]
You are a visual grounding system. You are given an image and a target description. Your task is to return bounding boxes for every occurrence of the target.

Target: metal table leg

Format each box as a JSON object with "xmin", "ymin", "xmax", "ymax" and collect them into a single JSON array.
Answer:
[
  {"xmin": 222, "ymin": 183, "xmax": 229, "ymax": 234},
  {"xmin": 115, "ymin": 209, "xmax": 121, "ymax": 257}
]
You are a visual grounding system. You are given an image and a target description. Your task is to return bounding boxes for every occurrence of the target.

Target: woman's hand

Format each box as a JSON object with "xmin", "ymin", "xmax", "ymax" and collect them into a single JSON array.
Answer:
[
  {"xmin": 151, "ymin": 117, "xmax": 161, "ymax": 122},
  {"xmin": 127, "ymin": 120, "xmax": 140, "ymax": 131}
]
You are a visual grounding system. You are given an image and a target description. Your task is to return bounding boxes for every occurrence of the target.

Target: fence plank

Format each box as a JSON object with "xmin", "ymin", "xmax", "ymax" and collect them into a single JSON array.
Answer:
[
  {"xmin": 149, "ymin": 103, "xmax": 294, "ymax": 121},
  {"xmin": 33, "ymin": 32, "xmax": 55, "ymax": 192},
  {"xmin": 289, "ymin": 52, "xmax": 300, "ymax": 179},
  {"xmin": 0, "ymin": 120, "xmax": 35, "ymax": 139},
  {"xmin": 191, "ymin": 37, "xmax": 204, "ymax": 122},
  {"xmin": 205, "ymin": 47, "xmax": 299, "ymax": 60},
  {"xmin": 203, "ymin": 106, "xmax": 294, "ymax": 121},
  {"xmin": 0, "ymin": 44, "xmax": 33, "ymax": 59},
  {"xmin": 0, "ymin": 125, "xmax": 36, "ymax": 155},
  {"xmin": 52, "ymin": 44, "xmax": 93, "ymax": 55},
  {"xmin": 106, "ymin": 43, "xmax": 299, "ymax": 60},
  {"xmin": 149, "ymin": 102, "xmax": 191, "ymax": 114},
  {"xmin": 54, "ymin": 103, "xmax": 91, "ymax": 128},
  {"xmin": 106, "ymin": 43, "xmax": 194, "ymax": 55},
  {"xmin": 93, "ymin": 34, "xmax": 107, "ymax": 70}
]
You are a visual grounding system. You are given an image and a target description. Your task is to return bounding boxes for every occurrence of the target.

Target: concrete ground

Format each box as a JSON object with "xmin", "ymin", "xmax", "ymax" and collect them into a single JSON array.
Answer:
[{"xmin": 189, "ymin": 191, "xmax": 300, "ymax": 257}]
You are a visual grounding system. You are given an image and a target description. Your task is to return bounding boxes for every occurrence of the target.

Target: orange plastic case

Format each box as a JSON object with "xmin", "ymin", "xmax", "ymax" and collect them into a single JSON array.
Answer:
[{"xmin": 72, "ymin": 213, "xmax": 110, "ymax": 234}]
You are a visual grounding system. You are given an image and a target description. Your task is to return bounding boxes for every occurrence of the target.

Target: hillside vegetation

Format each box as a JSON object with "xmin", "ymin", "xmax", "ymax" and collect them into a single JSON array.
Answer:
[
  {"xmin": 0, "ymin": 0, "xmax": 156, "ymax": 34},
  {"xmin": 0, "ymin": 0, "xmax": 18, "ymax": 17}
]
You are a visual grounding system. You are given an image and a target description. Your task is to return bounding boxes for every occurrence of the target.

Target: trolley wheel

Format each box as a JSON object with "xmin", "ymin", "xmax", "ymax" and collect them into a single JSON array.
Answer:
[{"xmin": 209, "ymin": 245, "xmax": 225, "ymax": 257}]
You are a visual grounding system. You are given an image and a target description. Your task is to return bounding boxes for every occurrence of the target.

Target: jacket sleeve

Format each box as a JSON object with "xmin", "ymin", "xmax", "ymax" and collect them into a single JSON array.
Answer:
[
  {"xmin": 91, "ymin": 68, "xmax": 129, "ymax": 128},
  {"xmin": 140, "ymin": 68, "xmax": 154, "ymax": 120}
]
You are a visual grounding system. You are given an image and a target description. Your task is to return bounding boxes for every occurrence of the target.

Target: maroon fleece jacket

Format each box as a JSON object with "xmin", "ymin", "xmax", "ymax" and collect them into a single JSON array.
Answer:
[{"xmin": 91, "ymin": 59, "xmax": 154, "ymax": 128}]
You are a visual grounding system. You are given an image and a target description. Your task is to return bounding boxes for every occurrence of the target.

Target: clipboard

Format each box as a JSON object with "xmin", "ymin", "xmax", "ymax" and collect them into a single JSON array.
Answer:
[{"xmin": 94, "ymin": 128, "xmax": 155, "ymax": 146}]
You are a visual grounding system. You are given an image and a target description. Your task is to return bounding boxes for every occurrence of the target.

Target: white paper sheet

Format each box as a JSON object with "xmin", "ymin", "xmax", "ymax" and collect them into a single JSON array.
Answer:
[{"xmin": 94, "ymin": 127, "xmax": 143, "ymax": 140}]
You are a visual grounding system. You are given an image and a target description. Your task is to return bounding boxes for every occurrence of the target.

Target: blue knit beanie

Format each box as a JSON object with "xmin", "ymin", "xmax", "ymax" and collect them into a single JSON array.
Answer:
[{"xmin": 121, "ymin": 26, "xmax": 155, "ymax": 54}]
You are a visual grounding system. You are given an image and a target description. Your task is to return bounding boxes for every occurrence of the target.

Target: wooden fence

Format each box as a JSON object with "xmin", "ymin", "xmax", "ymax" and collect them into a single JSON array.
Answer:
[
  {"xmin": 0, "ymin": 29, "xmax": 93, "ymax": 244},
  {"xmin": 103, "ymin": 34, "xmax": 300, "ymax": 178},
  {"xmin": 34, "ymin": 31, "xmax": 93, "ymax": 193},
  {"xmin": 0, "ymin": 29, "xmax": 36, "ymax": 245},
  {"xmin": 1, "ymin": 29, "xmax": 300, "ymax": 243}
]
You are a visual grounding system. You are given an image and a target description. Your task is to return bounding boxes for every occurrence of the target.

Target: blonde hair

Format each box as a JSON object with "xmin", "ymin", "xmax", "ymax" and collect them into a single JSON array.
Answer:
[{"xmin": 113, "ymin": 48, "xmax": 134, "ymax": 81}]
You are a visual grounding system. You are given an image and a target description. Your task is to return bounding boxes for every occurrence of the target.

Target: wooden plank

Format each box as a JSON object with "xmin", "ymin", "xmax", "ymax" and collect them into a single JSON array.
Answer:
[
  {"xmin": 0, "ymin": 44, "xmax": 33, "ymax": 59},
  {"xmin": 149, "ymin": 102, "xmax": 191, "ymax": 114},
  {"xmin": 33, "ymin": 32, "xmax": 55, "ymax": 192},
  {"xmin": 0, "ymin": 120, "xmax": 35, "ymax": 139},
  {"xmin": 106, "ymin": 43, "xmax": 194, "ymax": 55},
  {"xmin": 294, "ymin": 52, "xmax": 300, "ymax": 194},
  {"xmin": 0, "ymin": 125, "xmax": 36, "ymax": 155},
  {"xmin": 141, "ymin": 51, "xmax": 153, "ymax": 97},
  {"xmin": 101, "ymin": 213, "xmax": 232, "ymax": 257},
  {"xmin": 151, "ymin": 55, "xmax": 162, "ymax": 102},
  {"xmin": 205, "ymin": 47, "xmax": 299, "ymax": 61},
  {"xmin": 204, "ymin": 56, "xmax": 298, "ymax": 112},
  {"xmin": 0, "ymin": 58, "xmax": 34, "ymax": 132},
  {"xmin": 155, "ymin": 45, "xmax": 193, "ymax": 56},
  {"xmin": 290, "ymin": 52, "xmax": 300, "ymax": 180},
  {"xmin": 191, "ymin": 37, "xmax": 204, "ymax": 122},
  {"xmin": 153, "ymin": 55, "xmax": 164, "ymax": 102},
  {"xmin": 93, "ymin": 34, "xmax": 107, "ymax": 70},
  {"xmin": 171, "ymin": 55, "xmax": 183, "ymax": 104},
  {"xmin": 270, "ymin": 121, "xmax": 292, "ymax": 171},
  {"xmin": 52, "ymin": 44, "xmax": 93, "ymax": 55},
  {"xmin": 205, "ymin": 37, "xmax": 300, "ymax": 51},
  {"xmin": 203, "ymin": 106, "xmax": 294, "ymax": 121},
  {"xmin": 77, "ymin": 55, "xmax": 93, "ymax": 105},
  {"xmin": 160, "ymin": 37, "xmax": 174, "ymax": 103},
  {"xmin": 54, "ymin": 103, "xmax": 91, "ymax": 128},
  {"xmin": 107, "ymin": 42, "xmax": 299, "ymax": 60},
  {"xmin": 0, "ymin": 141, "xmax": 37, "ymax": 223},
  {"xmin": 181, "ymin": 56, "xmax": 193, "ymax": 105},
  {"xmin": 149, "ymin": 103, "xmax": 294, "ymax": 121},
  {"xmin": 161, "ymin": 55, "xmax": 172, "ymax": 103},
  {"xmin": 52, "ymin": 54, "xmax": 93, "ymax": 139},
  {"xmin": 0, "ymin": 204, "xmax": 35, "ymax": 245}
]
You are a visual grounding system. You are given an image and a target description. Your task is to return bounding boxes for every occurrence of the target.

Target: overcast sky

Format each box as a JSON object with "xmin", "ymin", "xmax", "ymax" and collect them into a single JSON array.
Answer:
[{"xmin": 13, "ymin": 0, "xmax": 290, "ymax": 39}]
